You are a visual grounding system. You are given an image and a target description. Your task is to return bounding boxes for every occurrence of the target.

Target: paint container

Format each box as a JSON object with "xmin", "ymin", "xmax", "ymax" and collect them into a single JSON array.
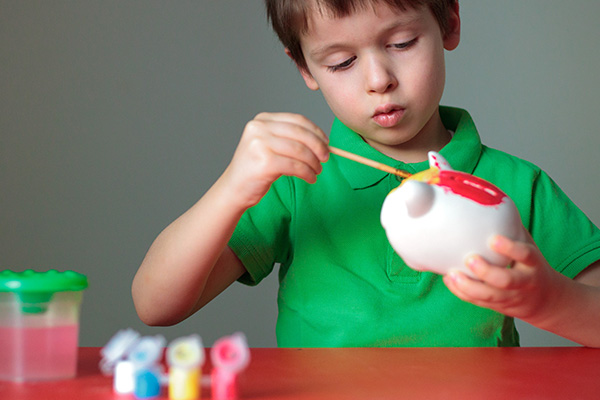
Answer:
[{"xmin": 0, "ymin": 270, "xmax": 88, "ymax": 381}]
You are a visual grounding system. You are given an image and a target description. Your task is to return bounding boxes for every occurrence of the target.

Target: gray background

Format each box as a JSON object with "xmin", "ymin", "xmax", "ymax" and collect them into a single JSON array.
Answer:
[{"xmin": 2, "ymin": 1, "xmax": 598, "ymax": 347}]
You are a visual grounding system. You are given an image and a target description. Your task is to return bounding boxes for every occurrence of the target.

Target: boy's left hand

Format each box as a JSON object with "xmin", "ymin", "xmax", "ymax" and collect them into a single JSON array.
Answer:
[{"xmin": 442, "ymin": 234, "xmax": 562, "ymax": 321}]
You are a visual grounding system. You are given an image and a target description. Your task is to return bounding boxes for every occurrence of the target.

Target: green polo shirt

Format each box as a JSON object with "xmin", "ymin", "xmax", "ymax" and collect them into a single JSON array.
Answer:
[{"xmin": 228, "ymin": 106, "xmax": 600, "ymax": 347}]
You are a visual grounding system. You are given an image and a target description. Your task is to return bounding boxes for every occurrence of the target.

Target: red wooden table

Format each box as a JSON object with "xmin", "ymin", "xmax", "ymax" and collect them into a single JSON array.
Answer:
[{"xmin": 1, "ymin": 347, "xmax": 599, "ymax": 399}]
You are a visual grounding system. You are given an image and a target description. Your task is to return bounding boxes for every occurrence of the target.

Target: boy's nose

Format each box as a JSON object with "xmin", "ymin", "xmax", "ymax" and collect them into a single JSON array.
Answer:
[{"xmin": 364, "ymin": 54, "xmax": 398, "ymax": 94}]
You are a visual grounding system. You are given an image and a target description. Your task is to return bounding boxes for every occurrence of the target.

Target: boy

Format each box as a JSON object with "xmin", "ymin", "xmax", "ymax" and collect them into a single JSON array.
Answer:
[{"xmin": 132, "ymin": 0, "xmax": 600, "ymax": 347}]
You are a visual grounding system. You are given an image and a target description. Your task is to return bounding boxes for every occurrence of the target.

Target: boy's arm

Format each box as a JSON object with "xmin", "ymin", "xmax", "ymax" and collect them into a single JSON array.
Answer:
[
  {"xmin": 131, "ymin": 176, "xmax": 248, "ymax": 326},
  {"xmin": 574, "ymin": 260, "xmax": 600, "ymax": 286},
  {"xmin": 132, "ymin": 113, "xmax": 329, "ymax": 326},
  {"xmin": 443, "ymin": 234, "xmax": 600, "ymax": 347}
]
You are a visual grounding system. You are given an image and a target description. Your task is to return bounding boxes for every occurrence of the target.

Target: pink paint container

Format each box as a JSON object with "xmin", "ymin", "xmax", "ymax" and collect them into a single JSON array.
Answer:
[{"xmin": 0, "ymin": 270, "xmax": 88, "ymax": 382}]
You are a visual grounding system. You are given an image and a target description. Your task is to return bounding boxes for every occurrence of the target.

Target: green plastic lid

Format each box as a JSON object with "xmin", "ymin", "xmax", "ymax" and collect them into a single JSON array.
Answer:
[{"xmin": 0, "ymin": 269, "xmax": 88, "ymax": 313}]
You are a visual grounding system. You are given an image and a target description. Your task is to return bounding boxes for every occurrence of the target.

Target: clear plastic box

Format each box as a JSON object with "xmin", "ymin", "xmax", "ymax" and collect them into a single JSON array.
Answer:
[{"xmin": 0, "ymin": 270, "xmax": 88, "ymax": 382}]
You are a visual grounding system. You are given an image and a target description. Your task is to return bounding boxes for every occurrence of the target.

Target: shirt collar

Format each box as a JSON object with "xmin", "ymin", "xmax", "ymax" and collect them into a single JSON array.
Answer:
[{"xmin": 328, "ymin": 106, "xmax": 483, "ymax": 189}]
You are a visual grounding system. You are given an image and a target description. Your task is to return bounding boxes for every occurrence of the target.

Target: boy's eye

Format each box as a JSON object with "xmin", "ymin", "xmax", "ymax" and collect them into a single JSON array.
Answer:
[
  {"xmin": 327, "ymin": 56, "xmax": 357, "ymax": 73},
  {"xmin": 391, "ymin": 38, "xmax": 418, "ymax": 50}
]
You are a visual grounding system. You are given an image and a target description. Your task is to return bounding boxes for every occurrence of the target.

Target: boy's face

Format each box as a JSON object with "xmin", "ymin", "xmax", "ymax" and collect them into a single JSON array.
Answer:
[{"xmin": 295, "ymin": 2, "xmax": 460, "ymax": 161}]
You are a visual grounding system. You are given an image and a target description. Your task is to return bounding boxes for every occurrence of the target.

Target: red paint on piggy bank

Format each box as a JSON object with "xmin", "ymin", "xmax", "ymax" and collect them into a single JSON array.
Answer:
[
  {"xmin": 438, "ymin": 171, "xmax": 505, "ymax": 207},
  {"xmin": 381, "ymin": 152, "xmax": 525, "ymax": 277}
]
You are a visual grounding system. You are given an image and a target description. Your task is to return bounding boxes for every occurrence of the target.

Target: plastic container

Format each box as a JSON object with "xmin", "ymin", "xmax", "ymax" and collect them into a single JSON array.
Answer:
[{"xmin": 0, "ymin": 269, "xmax": 88, "ymax": 382}]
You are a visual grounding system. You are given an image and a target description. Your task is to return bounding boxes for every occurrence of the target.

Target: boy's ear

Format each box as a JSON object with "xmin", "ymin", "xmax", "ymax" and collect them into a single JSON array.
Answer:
[
  {"xmin": 285, "ymin": 48, "xmax": 320, "ymax": 91},
  {"xmin": 443, "ymin": 1, "xmax": 461, "ymax": 51}
]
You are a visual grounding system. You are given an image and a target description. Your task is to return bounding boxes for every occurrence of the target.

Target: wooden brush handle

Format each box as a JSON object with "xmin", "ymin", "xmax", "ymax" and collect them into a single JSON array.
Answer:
[{"xmin": 329, "ymin": 146, "xmax": 412, "ymax": 179}]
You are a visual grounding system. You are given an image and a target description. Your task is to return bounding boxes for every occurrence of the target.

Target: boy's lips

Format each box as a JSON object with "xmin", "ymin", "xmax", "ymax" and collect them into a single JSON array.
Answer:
[{"xmin": 372, "ymin": 104, "xmax": 405, "ymax": 128}]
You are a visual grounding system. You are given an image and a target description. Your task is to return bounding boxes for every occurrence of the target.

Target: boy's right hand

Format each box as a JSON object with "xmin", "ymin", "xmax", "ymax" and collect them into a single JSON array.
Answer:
[
  {"xmin": 222, "ymin": 112, "xmax": 330, "ymax": 209},
  {"xmin": 133, "ymin": 113, "xmax": 327, "ymax": 326}
]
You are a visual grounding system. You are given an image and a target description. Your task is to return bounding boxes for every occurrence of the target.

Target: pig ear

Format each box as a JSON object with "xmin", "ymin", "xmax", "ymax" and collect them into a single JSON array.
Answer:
[
  {"xmin": 428, "ymin": 151, "xmax": 453, "ymax": 171},
  {"xmin": 400, "ymin": 180, "xmax": 435, "ymax": 218}
]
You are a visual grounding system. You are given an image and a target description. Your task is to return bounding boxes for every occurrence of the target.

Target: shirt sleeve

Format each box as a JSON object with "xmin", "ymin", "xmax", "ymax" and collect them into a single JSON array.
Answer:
[
  {"xmin": 529, "ymin": 170, "xmax": 600, "ymax": 278},
  {"xmin": 228, "ymin": 176, "xmax": 293, "ymax": 286}
]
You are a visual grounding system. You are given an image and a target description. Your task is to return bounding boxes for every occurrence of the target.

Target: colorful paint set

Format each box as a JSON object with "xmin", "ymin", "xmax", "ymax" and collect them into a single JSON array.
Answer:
[{"xmin": 100, "ymin": 329, "xmax": 249, "ymax": 400}]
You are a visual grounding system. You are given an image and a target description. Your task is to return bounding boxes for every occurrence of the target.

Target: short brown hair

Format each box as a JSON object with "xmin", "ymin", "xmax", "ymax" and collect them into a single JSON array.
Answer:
[{"xmin": 265, "ymin": 0, "xmax": 457, "ymax": 71}]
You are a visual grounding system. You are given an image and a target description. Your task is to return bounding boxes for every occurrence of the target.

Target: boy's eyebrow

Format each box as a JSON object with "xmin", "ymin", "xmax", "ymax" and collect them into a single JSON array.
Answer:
[{"xmin": 308, "ymin": 15, "xmax": 423, "ymax": 59}]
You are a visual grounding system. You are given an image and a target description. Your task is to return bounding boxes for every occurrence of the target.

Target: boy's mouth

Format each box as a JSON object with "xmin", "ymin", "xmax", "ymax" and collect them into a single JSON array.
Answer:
[{"xmin": 372, "ymin": 105, "xmax": 405, "ymax": 128}]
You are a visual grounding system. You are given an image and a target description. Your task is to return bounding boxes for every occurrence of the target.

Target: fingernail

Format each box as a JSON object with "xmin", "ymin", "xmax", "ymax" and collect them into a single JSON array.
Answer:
[
  {"xmin": 448, "ymin": 270, "xmax": 461, "ymax": 283},
  {"xmin": 465, "ymin": 256, "xmax": 483, "ymax": 275},
  {"xmin": 465, "ymin": 255, "xmax": 477, "ymax": 267},
  {"xmin": 490, "ymin": 235, "xmax": 507, "ymax": 249}
]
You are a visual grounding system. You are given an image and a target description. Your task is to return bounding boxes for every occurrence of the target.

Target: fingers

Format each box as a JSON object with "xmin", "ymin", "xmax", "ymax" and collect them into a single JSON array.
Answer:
[
  {"xmin": 443, "ymin": 251, "xmax": 525, "ymax": 307},
  {"xmin": 443, "ymin": 271, "xmax": 496, "ymax": 306},
  {"xmin": 464, "ymin": 255, "xmax": 513, "ymax": 289},
  {"xmin": 461, "ymin": 235, "xmax": 543, "ymax": 290},
  {"xmin": 230, "ymin": 112, "xmax": 330, "ymax": 192},
  {"xmin": 252, "ymin": 112, "xmax": 330, "ymax": 162},
  {"xmin": 465, "ymin": 254, "xmax": 535, "ymax": 291},
  {"xmin": 244, "ymin": 121, "xmax": 325, "ymax": 172},
  {"xmin": 240, "ymin": 126, "xmax": 321, "ymax": 183},
  {"xmin": 489, "ymin": 235, "xmax": 542, "ymax": 268},
  {"xmin": 444, "ymin": 235, "xmax": 556, "ymax": 319},
  {"xmin": 444, "ymin": 267, "xmax": 525, "ymax": 312},
  {"xmin": 255, "ymin": 112, "xmax": 329, "ymax": 144}
]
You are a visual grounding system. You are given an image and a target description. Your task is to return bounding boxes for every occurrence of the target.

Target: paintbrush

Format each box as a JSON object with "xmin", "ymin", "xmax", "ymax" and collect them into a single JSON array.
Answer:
[{"xmin": 329, "ymin": 146, "xmax": 412, "ymax": 179}]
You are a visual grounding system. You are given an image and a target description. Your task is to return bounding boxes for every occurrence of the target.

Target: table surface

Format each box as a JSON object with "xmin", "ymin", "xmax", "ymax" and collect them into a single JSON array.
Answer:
[{"xmin": 1, "ymin": 347, "xmax": 599, "ymax": 400}]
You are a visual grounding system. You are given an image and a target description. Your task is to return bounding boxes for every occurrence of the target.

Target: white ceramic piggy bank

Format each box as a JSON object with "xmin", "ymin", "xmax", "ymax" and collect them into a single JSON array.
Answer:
[{"xmin": 380, "ymin": 152, "xmax": 525, "ymax": 277}]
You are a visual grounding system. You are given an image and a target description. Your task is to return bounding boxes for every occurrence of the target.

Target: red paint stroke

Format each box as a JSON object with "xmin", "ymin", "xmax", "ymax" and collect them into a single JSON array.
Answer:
[{"xmin": 437, "ymin": 171, "xmax": 506, "ymax": 206}]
